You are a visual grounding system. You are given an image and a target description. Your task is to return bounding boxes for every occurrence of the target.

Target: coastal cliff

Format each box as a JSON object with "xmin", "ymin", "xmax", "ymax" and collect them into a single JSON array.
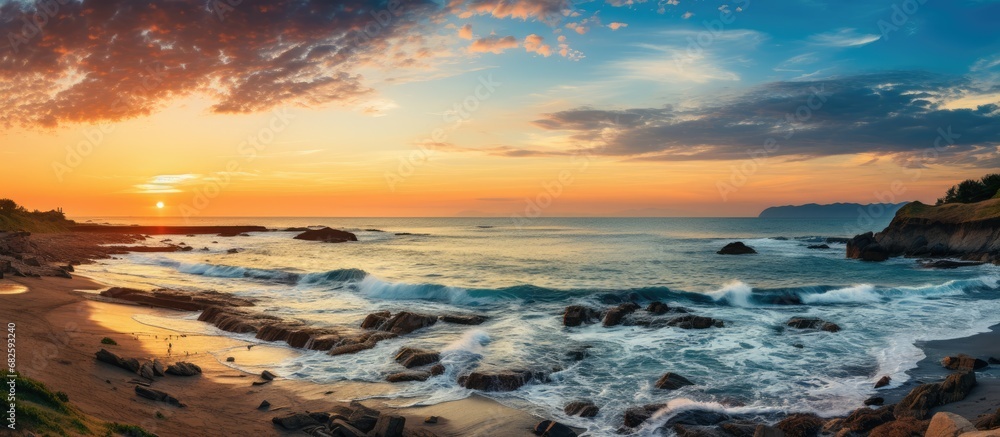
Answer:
[{"xmin": 848, "ymin": 198, "xmax": 1000, "ymax": 262}]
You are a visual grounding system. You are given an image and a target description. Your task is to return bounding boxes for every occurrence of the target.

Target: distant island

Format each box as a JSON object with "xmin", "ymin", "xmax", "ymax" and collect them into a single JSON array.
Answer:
[{"xmin": 758, "ymin": 202, "xmax": 910, "ymax": 219}]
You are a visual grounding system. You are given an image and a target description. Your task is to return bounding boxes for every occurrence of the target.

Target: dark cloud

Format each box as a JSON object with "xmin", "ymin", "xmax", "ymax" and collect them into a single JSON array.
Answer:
[
  {"xmin": 0, "ymin": 0, "xmax": 439, "ymax": 127},
  {"xmin": 531, "ymin": 72, "xmax": 1000, "ymax": 166}
]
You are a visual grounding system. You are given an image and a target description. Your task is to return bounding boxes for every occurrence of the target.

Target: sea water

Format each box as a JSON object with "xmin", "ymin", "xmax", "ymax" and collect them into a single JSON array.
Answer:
[{"xmin": 75, "ymin": 217, "xmax": 1000, "ymax": 435}]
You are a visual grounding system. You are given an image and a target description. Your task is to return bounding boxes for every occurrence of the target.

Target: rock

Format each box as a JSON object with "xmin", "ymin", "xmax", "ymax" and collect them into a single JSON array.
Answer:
[
  {"xmin": 921, "ymin": 260, "xmax": 985, "ymax": 269},
  {"xmin": 347, "ymin": 402, "xmax": 381, "ymax": 432},
  {"xmin": 227, "ymin": 248, "xmax": 239, "ymax": 254},
  {"xmin": 989, "ymin": 357, "xmax": 1000, "ymax": 365},
  {"xmin": 261, "ymin": 370, "xmax": 277, "ymax": 380},
  {"xmin": 720, "ymin": 422, "xmax": 761, "ymax": 437},
  {"xmin": 95, "ymin": 349, "xmax": 141, "ymax": 373},
  {"xmin": 534, "ymin": 420, "xmax": 578, "ymax": 437},
  {"xmin": 53, "ymin": 268, "xmax": 72, "ymax": 279},
  {"xmin": 22, "ymin": 257, "xmax": 40, "ymax": 267},
  {"xmin": 786, "ymin": 317, "xmax": 841, "ymax": 333},
  {"xmin": 623, "ymin": 404, "xmax": 666, "ymax": 428},
  {"xmin": 371, "ymin": 415, "xmax": 406, "ymax": 437},
  {"xmin": 430, "ymin": 364, "xmax": 445, "ymax": 375},
  {"xmin": 847, "ymin": 232, "xmax": 890, "ymax": 261},
  {"xmin": 775, "ymin": 413, "xmax": 824, "ymax": 437},
  {"xmin": 258, "ymin": 400, "xmax": 270, "ymax": 410},
  {"xmin": 666, "ymin": 410, "xmax": 730, "ymax": 426},
  {"xmin": 138, "ymin": 362, "xmax": 156, "ymax": 380},
  {"xmin": 976, "ymin": 407, "xmax": 1000, "ymax": 430},
  {"xmin": 603, "ymin": 303, "xmax": 640, "ymax": 327},
  {"xmin": 667, "ymin": 315, "xmax": 724, "ymax": 329},
  {"xmin": 647, "ymin": 301, "xmax": 670, "ymax": 315},
  {"xmin": 718, "ymin": 242, "xmax": 757, "ymax": 255},
  {"xmin": 380, "ymin": 312, "xmax": 437, "ymax": 335},
  {"xmin": 360, "ymin": 311, "xmax": 391, "ymax": 329},
  {"xmin": 386, "ymin": 371, "xmax": 431, "ymax": 383},
  {"xmin": 329, "ymin": 419, "xmax": 367, "ymax": 437},
  {"xmin": 564, "ymin": 401, "xmax": 599, "ymax": 418},
  {"xmin": 865, "ymin": 396, "xmax": 885, "ymax": 406},
  {"xmin": 226, "ymin": 356, "xmax": 235, "ymax": 362},
  {"xmin": 807, "ymin": 244, "xmax": 830, "ymax": 249},
  {"xmin": 875, "ymin": 375, "xmax": 892, "ymax": 388},
  {"xmin": 563, "ymin": 305, "xmax": 600, "ymax": 327},
  {"xmin": 753, "ymin": 425, "xmax": 785, "ymax": 437},
  {"xmin": 439, "ymin": 314, "xmax": 488, "ymax": 325},
  {"xmin": 152, "ymin": 359, "xmax": 165, "ymax": 377},
  {"xmin": 458, "ymin": 370, "xmax": 544, "ymax": 392},
  {"xmin": 394, "ymin": 347, "xmax": 440, "ymax": 368},
  {"xmin": 927, "ymin": 412, "xmax": 976, "ymax": 437},
  {"xmin": 842, "ymin": 406, "xmax": 896, "ymax": 433},
  {"xmin": 566, "ymin": 346, "xmax": 591, "ymax": 361},
  {"xmin": 165, "ymin": 362, "xmax": 202, "ymax": 376},
  {"xmin": 425, "ymin": 416, "xmax": 439, "ymax": 424},
  {"xmin": 135, "ymin": 386, "xmax": 185, "ymax": 407},
  {"xmin": 293, "ymin": 227, "xmax": 358, "ymax": 243},
  {"xmin": 272, "ymin": 412, "xmax": 321, "ymax": 430},
  {"xmin": 655, "ymin": 372, "xmax": 695, "ymax": 390},
  {"xmin": 942, "ymin": 354, "xmax": 989, "ymax": 371},
  {"xmin": 869, "ymin": 416, "xmax": 930, "ymax": 437},
  {"xmin": 895, "ymin": 371, "xmax": 977, "ymax": 419}
]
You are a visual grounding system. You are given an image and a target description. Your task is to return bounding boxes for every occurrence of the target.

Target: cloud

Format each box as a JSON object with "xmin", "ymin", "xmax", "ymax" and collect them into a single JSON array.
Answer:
[
  {"xmin": 608, "ymin": 22, "xmax": 628, "ymax": 30},
  {"xmin": 0, "ymin": 0, "xmax": 441, "ymax": 128},
  {"xmin": 526, "ymin": 72, "xmax": 1000, "ymax": 166},
  {"xmin": 524, "ymin": 34, "xmax": 553, "ymax": 57},
  {"xmin": 809, "ymin": 28, "xmax": 881, "ymax": 47},
  {"xmin": 468, "ymin": 35, "xmax": 519, "ymax": 54},
  {"xmin": 134, "ymin": 174, "xmax": 200, "ymax": 193},
  {"xmin": 458, "ymin": 23, "xmax": 474, "ymax": 40},
  {"xmin": 454, "ymin": 0, "xmax": 573, "ymax": 25},
  {"xmin": 681, "ymin": 11, "xmax": 693, "ymax": 19}
]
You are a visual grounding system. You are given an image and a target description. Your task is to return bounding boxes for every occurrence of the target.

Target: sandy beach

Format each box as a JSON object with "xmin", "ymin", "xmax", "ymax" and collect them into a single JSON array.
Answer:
[{"xmin": 0, "ymin": 273, "xmax": 540, "ymax": 436}]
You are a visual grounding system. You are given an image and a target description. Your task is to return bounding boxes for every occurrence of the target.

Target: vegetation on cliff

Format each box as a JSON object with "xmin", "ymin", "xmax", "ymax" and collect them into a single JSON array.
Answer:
[
  {"xmin": 0, "ymin": 199, "xmax": 74, "ymax": 233},
  {"xmin": 936, "ymin": 173, "xmax": 1000, "ymax": 205}
]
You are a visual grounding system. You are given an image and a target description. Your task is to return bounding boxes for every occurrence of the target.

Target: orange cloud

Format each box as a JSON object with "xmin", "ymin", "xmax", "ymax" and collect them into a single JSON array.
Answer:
[
  {"xmin": 458, "ymin": 23, "xmax": 473, "ymax": 40},
  {"xmin": 523, "ymin": 34, "xmax": 552, "ymax": 57},
  {"xmin": 469, "ymin": 35, "xmax": 519, "ymax": 54}
]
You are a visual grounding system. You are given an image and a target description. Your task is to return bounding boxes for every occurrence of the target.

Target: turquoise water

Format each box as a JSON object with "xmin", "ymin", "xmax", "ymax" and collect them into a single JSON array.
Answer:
[{"xmin": 76, "ymin": 217, "xmax": 1000, "ymax": 435}]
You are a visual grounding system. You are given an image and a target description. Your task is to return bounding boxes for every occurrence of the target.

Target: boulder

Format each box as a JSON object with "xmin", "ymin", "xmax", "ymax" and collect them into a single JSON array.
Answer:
[
  {"xmin": 563, "ymin": 305, "xmax": 600, "ymax": 327},
  {"xmin": 667, "ymin": 315, "xmax": 724, "ymax": 329},
  {"xmin": 865, "ymin": 396, "xmax": 885, "ymax": 406},
  {"xmin": 361, "ymin": 311, "xmax": 391, "ymax": 329},
  {"xmin": 458, "ymin": 370, "xmax": 543, "ymax": 392},
  {"xmin": 564, "ymin": 401, "xmax": 599, "ymax": 418},
  {"xmin": 439, "ymin": 314, "xmax": 488, "ymax": 325},
  {"xmin": 258, "ymin": 400, "xmax": 271, "ymax": 410},
  {"xmin": 976, "ymin": 408, "xmax": 1000, "ymax": 430},
  {"xmin": 394, "ymin": 347, "xmax": 440, "ymax": 368},
  {"xmin": 347, "ymin": 402, "xmax": 381, "ymax": 432},
  {"xmin": 329, "ymin": 419, "xmax": 367, "ymax": 437},
  {"xmin": 371, "ymin": 415, "xmax": 406, "ymax": 437},
  {"xmin": 534, "ymin": 420, "xmax": 578, "ymax": 437},
  {"xmin": 942, "ymin": 354, "xmax": 989, "ymax": 371},
  {"xmin": 135, "ymin": 386, "xmax": 185, "ymax": 407},
  {"xmin": 95, "ymin": 349, "xmax": 141, "ymax": 373},
  {"xmin": 293, "ymin": 227, "xmax": 358, "ymax": 243},
  {"xmin": 646, "ymin": 301, "xmax": 670, "ymax": 315},
  {"xmin": 603, "ymin": 303, "xmax": 640, "ymax": 327},
  {"xmin": 152, "ymin": 359, "xmax": 165, "ymax": 377},
  {"xmin": 927, "ymin": 412, "xmax": 976, "ymax": 437},
  {"xmin": 841, "ymin": 406, "xmax": 896, "ymax": 433},
  {"xmin": 386, "ymin": 371, "xmax": 431, "ymax": 383},
  {"xmin": 272, "ymin": 412, "xmax": 321, "ymax": 430},
  {"xmin": 165, "ymin": 361, "xmax": 202, "ymax": 376},
  {"xmin": 718, "ymin": 242, "xmax": 757, "ymax": 255},
  {"xmin": 655, "ymin": 372, "xmax": 695, "ymax": 390},
  {"xmin": 380, "ymin": 312, "xmax": 437, "ymax": 335},
  {"xmin": 138, "ymin": 361, "xmax": 156, "ymax": 380},
  {"xmin": 786, "ymin": 317, "xmax": 841, "ymax": 333},
  {"xmin": 869, "ymin": 416, "xmax": 929, "ymax": 437},
  {"xmin": 875, "ymin": 375, "xmax": 892, "ymax": 388},
  {"xmin": 846, "ymin": 232, "xmax": 889, "ymax": 262},
  {"xmin": 775, "ymin": 413, "xmax": 824, "ymax": 437},
  {"xmin": 261, "ymin": 370, "xmax": 277, "ymax": 381},
  {"xmin": 895, "ymin": 371, "xmax": 977, "ymax": 419},
  {"xmin": 623, "ymin": 404, "xmax": 666, "ymax": 428}
]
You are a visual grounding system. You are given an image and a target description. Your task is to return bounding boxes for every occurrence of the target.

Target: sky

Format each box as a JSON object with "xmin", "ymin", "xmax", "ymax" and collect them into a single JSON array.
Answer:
[{"xmin": 1, "ymin": 0, "xmax": 999, "ymax": 218}]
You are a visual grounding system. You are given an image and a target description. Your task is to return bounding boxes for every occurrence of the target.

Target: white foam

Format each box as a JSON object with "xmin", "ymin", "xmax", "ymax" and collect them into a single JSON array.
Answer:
[
  {"xmin": 707, "ymin": 280, "xmax": 754, "ymax": 307},
  {"xmin": 801, "ymin": 284, "xmax": 880, "ymax": 304}
]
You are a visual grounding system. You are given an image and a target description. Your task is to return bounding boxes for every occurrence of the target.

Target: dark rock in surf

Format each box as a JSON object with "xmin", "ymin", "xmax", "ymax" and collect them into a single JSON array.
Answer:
[
  {"xmin": 864, "ymin": 396, "xmax": 885, "ymax": 406},
  {"xmin": 361, "ymin": 311, "xmax": 391, "ymax": 329},
  {"xmin": 394, "ymin": 347, "xmax": 440, "ymax": 368},
  {"xmin": 667, "ymin": 315, "xmax": 724, "ymax": 329},
  {"xmin": 603, "ymin": 303, "xmax": 640, "ymax": 327},
  {"xmin": 563, "ymin": 305, "xmax": 600, "ymax": 327},
  {"xmin": 920, "ymin": 260, "xmax": 985, "ymax": 269},
  {"xmin": 786, "ymin": 317, "xmax": 841, "ymax": 333},
  {"xmin": 874, "ymin": 375, "xmax": 891, "ymax": 388},
  {"xmin": 655, "ymin": 372, "xmax": 694, "ymax": 390},
  {"xmin": 894, "ymin": 371, "xmax": 976, "ymax": 419},
  {"xmin": 458, "ymin": 369, "xmax": 545, "ymax": 392},
  {"xmin": 534, "ymin": 420, "xmax": 578, "ymax": 437},
  {"xmin": 623, "ymin": 404, "xmax": 666, "ymax": 429},
  {"xmin": 386, "ymin": 371, "xmax": 431, "ymax": 383},
  {"xmin": 293, "ymin": 227, "xmax": 357, "ymax": 243},
  {"xmin": 439, "ymin": 314, "xmax": 488, "ymax": 325},
  {"xmin": 941, "ymin": 354, "xmax": 988, "ymax": 371},
  {"xmin": 380, "ymin": 312, "xmax": 437, "ymax": 335},
  {"xmin": 646, "ymin": 301, "xmax": 670, "ymax": 315},
  {"xmin": 717, "ymin": 242, "xmax": 757, "ymax": 255},
  {"xmin": 846, "ymin": 232, "xmax": 888, "ymax": 262},
  {"xmin": 564, "ymin": 401, "xmax": 599, "ymax": 418}
]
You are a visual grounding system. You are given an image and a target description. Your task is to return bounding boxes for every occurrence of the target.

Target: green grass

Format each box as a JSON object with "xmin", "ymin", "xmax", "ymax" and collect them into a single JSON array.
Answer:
[
  {"xmin": 0, "ymin": 199, "xmax": 73, "ymax": 233},
  {"xmin": 105, "ymin": 423, "xmax": 158, "ymax": 437},
  {"xmin": 101, "ymin": 337, "xmax": 118, "ymax": 345},
  {"xmin": 896, "ymin": 198, "xmax": 1000, "ymax": 223}
]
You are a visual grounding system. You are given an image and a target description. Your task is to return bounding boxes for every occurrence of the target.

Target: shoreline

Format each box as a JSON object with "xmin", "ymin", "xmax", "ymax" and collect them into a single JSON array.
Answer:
[{"xmin": 0, "ymin": 273, "xmax": 541, "ymax": 436}]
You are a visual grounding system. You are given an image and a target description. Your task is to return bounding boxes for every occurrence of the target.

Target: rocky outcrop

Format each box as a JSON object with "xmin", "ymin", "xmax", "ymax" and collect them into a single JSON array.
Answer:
[
  {"xmin": 846, "ymin": 232, "xmax": 889, "ymax": 262},
  {"xmin": 840, "ymin": 405, "xmax": 896, "ymax": 434},
  {"xmin": 976, "ymin": 407, "xmax": 1000, "ymax": 430},
  {"xmin": 293, "ymin": 227, "xmax": 358, "ymax": 243},
  {"xmin": 655, "ymin": 372, "xmax": 694, "ymax": 390},
  {"xmin": 786, "ymin": 317, "xmax": 841, "ymax": 333},
  {"xmin": 667, "ymin": 315, "xmax": 724, "ymax": 329},
  {"xmin": 941, "ymin": 354, "xmax": 988, "ymax": 371},
  {"xmin": 386, "ymin": 371, "xmax": 432, "ymax": 383},
  {"xmin": 874, "ymin": 375, "xmax": 892, "ymax": 388},
  {"xmin": 563, "ymin": 305, "xmax": 601, "ymax": 327},
  {"xmin": 394, "ymin": 347, "xmax": 440, "ymax": 368},
  {"xmin": 458, "ymin": 369, "xmax": 546, "ymax": 392},
  {"xmin": 564, "ymin": 401, "xmax": 599, "ymax": 418},
  {"xmin": 623, "ymin": 404, "xmax": 666, "ymax": 429},
  {"xmin": 439, "ymin": 314, "xmax": 488, "ymax": 325},
  {"xmin": 926, "ymin": 412, "xmax": 976, "ymax": 437},
  {"xmin": 135, "ymin": 386, "xmax": 185, "ymax": 407},
  {"xmin": 856, "ymin": 199, "xmax": 1000, "ymax": 263},
  {"xmin": 534, "ymin": 420, "xmax": 578, "ymax": 437},
  {"xmin": 101, "ymin": 287, "xmax": 255, "ymax": 311},
  {"xmin": 894, "ymin": 371, "xmax": 977, "ymax": 419},
  {"xmin": 603, "ymin": 303, "xmax": 640, "ymax": 327},
  {"xmin": 718, "ymin": 242, "xmax": 756, "ymax": 255},
  {"xmin": 165, "ymin": 361, "xmax": 202, "ymax": 376},
  {"xmin": 775, "ymin": 414, "xmax": 824, "ymax": 437},
  {"xmin": 95, "ymin": 349, "xmax": 140, "ymax": 373}
]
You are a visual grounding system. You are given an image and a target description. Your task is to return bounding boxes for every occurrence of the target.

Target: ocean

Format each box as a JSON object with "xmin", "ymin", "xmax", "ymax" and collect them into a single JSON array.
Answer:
[{"xmin": 74, "ymin": 216, "xmax": 1000, "ymax": 435}]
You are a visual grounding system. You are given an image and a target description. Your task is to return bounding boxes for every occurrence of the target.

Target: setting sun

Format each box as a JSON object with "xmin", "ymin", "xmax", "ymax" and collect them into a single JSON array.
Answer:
[{"xmin": 156, "ymin": 201, "xmax": 164, "ymax": 209}]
